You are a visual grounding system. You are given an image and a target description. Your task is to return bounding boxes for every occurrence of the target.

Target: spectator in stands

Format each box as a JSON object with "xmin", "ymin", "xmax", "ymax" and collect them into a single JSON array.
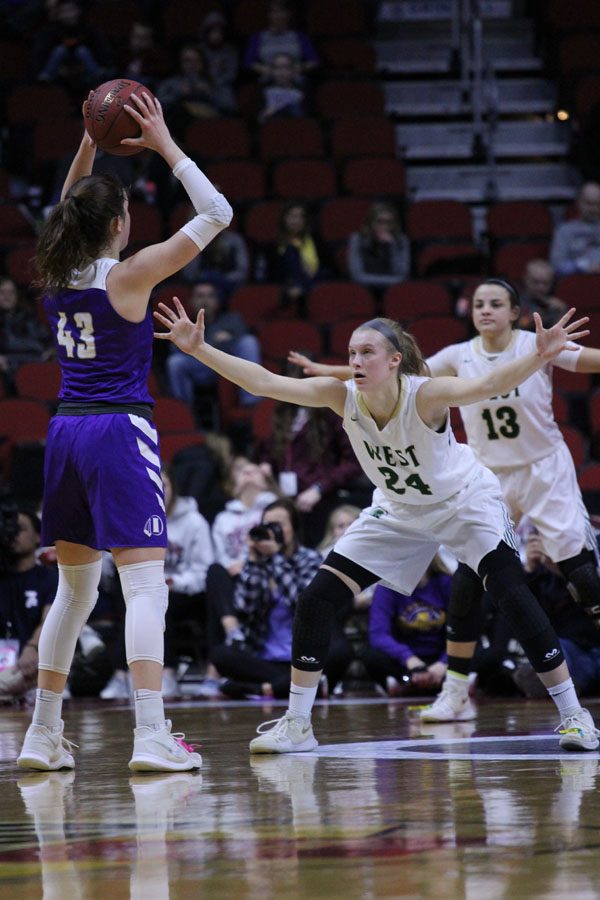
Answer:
[
  {"xmin": 514, "ymin": 525, "xmax": 600, "ymax": 698},
  {"xmin": 165, "ymin": 280, "xmax": 261, "ymax": 408},
  {"xmin": 258, "ymin": 354, "xmax": 364, "ymax": 547},
  {"xmin": 517, "ymin": 259, "xmax": 568, "ymax": 330},
  {"xmin": 360, "ymin": 556, "xmax": 450, "ymax": 697},
  {"xmin": 0, "ymin": 276, "xmax": 52, "ymax": 391},
  {"xmin": 212, "ymin": 457, "xmax": 280, "ymax": 581},
  {"xmin": 347, "ymin": 201, "xmax": 411, "ymax": 296},
  {"xmin": 180, "ymin": 227, "xmax": 250, "ymax": 298},
  {"xmin": 258, "ymin": 52, "xmax": 306, "ymax": 122},
  {"xmin": 157, "ymin": 43, "xmax": 220, "ymax": 138},
  {"xmin": 120, "ymin": 20, "xmax": 171, "ymax": 91},
  {"xmin": 161, "ymin": 466, "xmax": 214, "ymax": 698},
  {"xmin": 100, "ymin": 467, "xmax": 214, "ymax": 700},
  {"xmin": 256, "ymin": 201, "xmax": 329, "ymax": 311},
  {"xmin": 33, "ymin": 0, "xmax": 113, "ymax": 93},
  {"xmin": 550, "ymin": 182, "xmax": 600, "ymax": 275},
  {"xmin": 199, "ymin": 10, "xmax": 239, "ymax": 115},
  {"xmin": 209, "ymin": 498, "xmax": 353, "ymax": 699},
  {"xmin": 317, "ymin": 503, "xmax": 361, "ymax": 557},
  {"xmin": 0, "ymin": 507, "xmax": 56, "ymax": 704},
  {"xmin": 243, "ymin": 0, "xmax": 319, "ymax": 82}
]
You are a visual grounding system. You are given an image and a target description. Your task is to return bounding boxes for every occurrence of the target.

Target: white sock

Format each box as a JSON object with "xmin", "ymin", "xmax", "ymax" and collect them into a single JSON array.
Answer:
[
  {"xmin": 32, "ymin": 689, "xmax": 63, "ymax": 729},
  {"xmin": 288, "ymin": 682, "xmax": 318, "ymax": 720},
  {"xmin": 447, "ymin": 670, "xmax": 469, "ymax": 691},
  {"xmin": 547, "ymin": 677, "xmax": 581, "ymax": 719},
  {"xmin": 134, "ymin": 689, "xmax": 165, "ymax": 728}
]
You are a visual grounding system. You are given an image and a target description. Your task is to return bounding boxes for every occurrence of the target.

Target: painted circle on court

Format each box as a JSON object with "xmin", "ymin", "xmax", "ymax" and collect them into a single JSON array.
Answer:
[{"xmin": 306, "ymin": 734, "xmax": 592, "ymax": 760}]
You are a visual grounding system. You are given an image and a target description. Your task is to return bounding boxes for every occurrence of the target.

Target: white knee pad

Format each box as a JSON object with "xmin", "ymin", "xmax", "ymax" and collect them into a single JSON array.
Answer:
[
  {"xmin": 38, "ymin": 559, "xmax": 102, "ymax": 675},
  {"xmin": 118, "ymin": 561, "xmax": 168, "ymax": 665}
]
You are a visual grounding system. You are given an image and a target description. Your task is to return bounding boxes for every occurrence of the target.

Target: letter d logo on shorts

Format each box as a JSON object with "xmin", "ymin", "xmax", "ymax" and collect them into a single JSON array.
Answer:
[{"xmin": 144, "ymin": 515, "xmax": 164, "ymax": 537}]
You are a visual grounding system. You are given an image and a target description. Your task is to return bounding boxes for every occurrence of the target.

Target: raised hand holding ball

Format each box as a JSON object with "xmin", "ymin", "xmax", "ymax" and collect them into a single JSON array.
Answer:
[{"xmin": 84, "ymin": 78, "xmax": 156, "ymax": 156}]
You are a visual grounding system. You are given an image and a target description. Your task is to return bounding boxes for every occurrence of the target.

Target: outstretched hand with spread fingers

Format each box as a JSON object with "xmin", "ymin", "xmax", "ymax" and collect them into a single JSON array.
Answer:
[
  {"xmin": 154, "ymin": 297, "xmax": 205, "ymax": 357},
  {"xmin": 534, "ymin": 308, "xmax": 589, "ymax": 361}
]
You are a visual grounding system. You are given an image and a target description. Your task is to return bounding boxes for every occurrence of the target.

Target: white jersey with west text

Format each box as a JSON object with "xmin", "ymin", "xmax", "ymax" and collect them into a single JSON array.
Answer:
[
  {"xmin": 427, "ymin": 330, "xmax": 582, "ymax": 470},
  {"xmin": 342, "ymin": 375, "xmax": 479, "ymax": 506}
]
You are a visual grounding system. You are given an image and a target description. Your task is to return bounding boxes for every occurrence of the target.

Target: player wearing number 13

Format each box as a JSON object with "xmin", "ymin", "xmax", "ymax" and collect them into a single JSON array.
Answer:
[
  {"xmin": 17, "ymin": 91, "xmax": 232, "ymax": 773},
  {"xmin": 154, "ymin": 301, "xmax": 599, "ymax": 752}
]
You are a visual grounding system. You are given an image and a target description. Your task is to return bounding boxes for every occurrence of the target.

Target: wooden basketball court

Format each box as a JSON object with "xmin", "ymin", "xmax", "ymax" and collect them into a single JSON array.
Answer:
[{"xmin": 2, "ymin": 696, "xmax": 600, "ymax": 898}]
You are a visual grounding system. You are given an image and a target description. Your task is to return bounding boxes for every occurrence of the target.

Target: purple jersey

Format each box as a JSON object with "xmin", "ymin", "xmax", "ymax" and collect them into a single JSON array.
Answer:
[{"xmin": 43, "ymin": 258, "xmax": 153, "ymax": 404}]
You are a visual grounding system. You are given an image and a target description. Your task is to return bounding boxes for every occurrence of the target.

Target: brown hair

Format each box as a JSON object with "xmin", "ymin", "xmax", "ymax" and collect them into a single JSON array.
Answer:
[
  {"xmin": 354, "ymin": 317, "xmax": 428, "ymax": 376},
  {"xmin": 35, "ymin": 173, "xmax": 127, "ymax": 293}
]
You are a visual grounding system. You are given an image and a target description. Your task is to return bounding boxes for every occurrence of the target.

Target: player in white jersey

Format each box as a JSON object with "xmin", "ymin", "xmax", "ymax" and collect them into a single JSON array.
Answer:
[
  {"xmin": 154, "ymin": 298, "xmax": 599, "ymax": 753},
  {"xmin": 421, "ymin": 278, "xmax": 600, "ymax": 723}
]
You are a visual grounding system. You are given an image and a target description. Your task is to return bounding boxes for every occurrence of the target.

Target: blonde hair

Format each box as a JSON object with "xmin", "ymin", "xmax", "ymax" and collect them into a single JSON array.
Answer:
[
  {"xmin": 317, "ymin": 503, "xmax": 361, "ymax": 552},
  {"xmin": 354, "ymin": 317, "xmax": 428, "ymax": 376}
]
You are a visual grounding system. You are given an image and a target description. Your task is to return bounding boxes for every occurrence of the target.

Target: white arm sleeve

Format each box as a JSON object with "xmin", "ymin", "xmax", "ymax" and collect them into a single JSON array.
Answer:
[{"xmin": 173, "ymin": 157, "xmax": 233, "ymax": 250}]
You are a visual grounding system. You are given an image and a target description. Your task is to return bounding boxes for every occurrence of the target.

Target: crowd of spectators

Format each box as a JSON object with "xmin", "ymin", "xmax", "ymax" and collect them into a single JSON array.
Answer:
[{"xmin": 2, "ymin": 0, "xmax": 600, "ymax": 704}]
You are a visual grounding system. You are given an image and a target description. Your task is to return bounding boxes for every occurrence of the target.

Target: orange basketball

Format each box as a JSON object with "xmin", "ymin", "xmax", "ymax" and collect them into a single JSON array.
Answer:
[{"xmin": 84, "ymin": 78, "xmax": 155, "ymax": 156}]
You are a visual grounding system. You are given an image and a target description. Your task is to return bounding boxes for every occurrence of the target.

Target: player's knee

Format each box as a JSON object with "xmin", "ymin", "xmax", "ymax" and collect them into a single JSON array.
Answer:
[
  {"xmin": 57, "ymin": 559, "xmax": 102, "ymax": 615},
  {"xmin": 447, "ymin": 563, "xmax": 483, "ymax": 643},
  {"xmin": 118, "ymin": 561, "xmax": 168, "ymax": 665},
  {"xmin": 293, "ymin": 568, "xmax": 354, "ymax": 672},
  {"xmin": 558, "ymin": 550, "xmax": 600, "ymax": 620}
]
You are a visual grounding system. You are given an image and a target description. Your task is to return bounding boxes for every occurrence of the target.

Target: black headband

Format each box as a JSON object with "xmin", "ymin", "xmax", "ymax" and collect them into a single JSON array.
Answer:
[
  {"xmin": 483, "ymin": 278, "xmax": 520, "ymax": 305},
  {"xmin": 361, "ymin": 319, "xmax": 402, "ymax": 352}
]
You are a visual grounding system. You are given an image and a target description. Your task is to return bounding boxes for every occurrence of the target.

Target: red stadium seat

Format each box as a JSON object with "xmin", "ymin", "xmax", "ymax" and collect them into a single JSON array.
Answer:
[
  {"xmin": 382, "ymin": 282, "xmax": 452, "ymax": 322},
  {"xmin": 588, "ymin": 389, "xmax": 600, "ymax": 434},
  {"xmin": 244, "ymin": 201, "xmax": 285, "ymax": 244},
  {"xmin": 578, "ymin": 463, "xmax": 600, "ymax": 490},
  {"xmin": 552, "ymin": 391, "xmax": 570, "ymax": 424},
  {"xmin": 319, "ymin": 38, "xmax": 376, "ymax": 74},
  {"xmin": 272, "ymin": 159, "xmax": 336, "ymax": 200},
  {"xmin": 206, "ymin": 161, "xmax": 266, "ymax": 202},
  {"xmin": 0, "ymin": 398, "xmax": 51, "ymax": 441},
  {"xmin": 315, "ymin": 80, "xmax": 385, "ymax": 118},
  {"xmin": 318, "ymin": 198, "xmax": 372, "ymax": 244},
  {"xmin": 329, "ymin": 317, "xmax": 368, "ymax": 357},
  {"xmin": 257, "ymin": 319, "xmax": 322, "ymax": 364},
  {"xmin": 552, "ymin": 366, "xmax": 590, "ymax": 393},
  {"xmin": 406, "ymin": 317, "xmax": 469, "ymax": 358},
  {"xmin": 152, "ymin": 397, "xmax": 196, "ymax": 433},
  {"xmin": 6, "ymin": 84, "xmax": 72, "ymax": 124},
  {"xmin": 342, "ymin": 157, "xmax": 406, "ymax": 198},
  {"xmin": 218, "ymin": 378, "xmax": 256, "ymax": 430},
  {"xmin": 492, "ymin": 241, "xmax": 550, "ymax": 284},
  {"xmin": 0, "ymin": 204, "xmax": 37, "ymax": 241},
  {"xmin": 560, "ymin": 424, "xmax": 587, "ymax": 469},
  {"xmin": 228, "ymin": 284, "xmax": 282, "ymax": 328},
  {"xmin": 331, "ymin": 117, "xmax": 396, "ymax": 159},
  {"xmin": 406, "ymin": 200, "xmax": 473, "ymax": 241},
  {"xmin": 555, "ymin": 274, "xmax": 600, "ymax": 311},
  {"xmin": 159, "ymin": 432, "xmax": 205, "ymax": 464},
  {"xmin": 128, "ymin": 202, "xmax": 164, "ymax": 244},
  {"xmin": 486, "ymin": 202, "xmax": 553, "ymax": 241},
  {"xmin": 306, "ymin": 282, "xmax": 375, "ymax": 325},
  {"xmin": 4, "ymin": 244, "xmax": 36, "ymax": 287},
  {"xmin": 416, "ymin": 242, "xmax": 483, "ymax": 278},
  {"xmin": 184, "ymin": 118, "xmax": 252, "ymax": 160},
  {"xmin": 251, "ymin": 397, "xmax": 276, "ymax": 444},
  {"xmin": 14, "ymin": 362, "xmax": 62, "ymax": 403},
  {"xmin": 305, "ymin": 0, "xmax": 368, "ymax": 36},
  {"xmin": 259, "ymin": 118, "xmax": 324, "ymax": 161}
]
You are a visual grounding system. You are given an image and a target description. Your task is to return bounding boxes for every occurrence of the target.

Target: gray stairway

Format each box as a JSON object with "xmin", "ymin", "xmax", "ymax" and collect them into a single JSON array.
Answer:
[{"xmin": 374, "ymin": 0, "xmax": 581, "ymax": 204}]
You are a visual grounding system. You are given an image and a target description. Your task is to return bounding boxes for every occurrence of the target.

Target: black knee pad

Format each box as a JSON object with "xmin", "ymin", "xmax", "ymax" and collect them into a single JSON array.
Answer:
[
  {"xmin": 446, "ymin": 563, "xmax": 484, "ymax": 643},
  {"xmin": 478, "ymin": 541, "xmax": 564, "ymax": 673},
  {"xmin": 293, "ymin": 568, "xmax": 354, "ymax": 672},
  {"xmin": 558, "ymin": 550, "xmax": 600, "ymax": 625}
]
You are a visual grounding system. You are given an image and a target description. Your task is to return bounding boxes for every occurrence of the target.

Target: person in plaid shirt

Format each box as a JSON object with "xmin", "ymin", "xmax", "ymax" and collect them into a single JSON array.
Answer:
[{"xmin": 210, "ymin": 498, "xmax": 353, "ymax": 699}]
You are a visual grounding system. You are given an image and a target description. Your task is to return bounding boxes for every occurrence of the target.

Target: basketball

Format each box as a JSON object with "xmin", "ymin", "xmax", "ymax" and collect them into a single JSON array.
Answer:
[{"xmin": 84, "ymin": 78, "xmax": 155, "ymax": 156}]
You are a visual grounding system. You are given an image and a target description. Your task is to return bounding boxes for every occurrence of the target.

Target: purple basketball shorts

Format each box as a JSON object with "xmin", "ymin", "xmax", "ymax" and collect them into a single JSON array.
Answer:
[{"xmin": 41, "ymin": 413, "xmax": 167, "ymax": 550}]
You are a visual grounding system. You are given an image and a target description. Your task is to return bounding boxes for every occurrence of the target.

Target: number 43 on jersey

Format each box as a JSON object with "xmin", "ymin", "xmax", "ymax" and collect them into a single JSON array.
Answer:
[{"xmin": 57, "ymin": 311, "xmax": 96, "ymax": 359}]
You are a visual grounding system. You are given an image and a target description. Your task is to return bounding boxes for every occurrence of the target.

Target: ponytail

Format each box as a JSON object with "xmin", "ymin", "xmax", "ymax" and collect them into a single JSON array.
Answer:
[
  {"xmin": 35, "ymin": 173, "xmax": 126, "ymax": 293},
  {"xmin": 357, "ymin": 317, "xmax": 428, "ymax": 376}
]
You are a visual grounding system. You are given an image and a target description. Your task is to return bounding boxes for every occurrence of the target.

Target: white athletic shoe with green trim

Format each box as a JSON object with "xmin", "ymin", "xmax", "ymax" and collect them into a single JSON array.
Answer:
[
  {"xmin": 419, "ymin": 679, "xmax": 476, "ymax": 722},
  {"xmin": 249, "ymin": 712, "xmax": 318, "ymax": 754},
  {"xmin": 557, "ymin": 708, "xmax": 599, "ymax": 751}
]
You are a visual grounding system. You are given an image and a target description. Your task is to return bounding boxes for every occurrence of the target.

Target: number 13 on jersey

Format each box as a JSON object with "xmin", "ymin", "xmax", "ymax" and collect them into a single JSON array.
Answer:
[{"xmin": 57, "ymin": 311, "xmax": 97, "ymax": 359}]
